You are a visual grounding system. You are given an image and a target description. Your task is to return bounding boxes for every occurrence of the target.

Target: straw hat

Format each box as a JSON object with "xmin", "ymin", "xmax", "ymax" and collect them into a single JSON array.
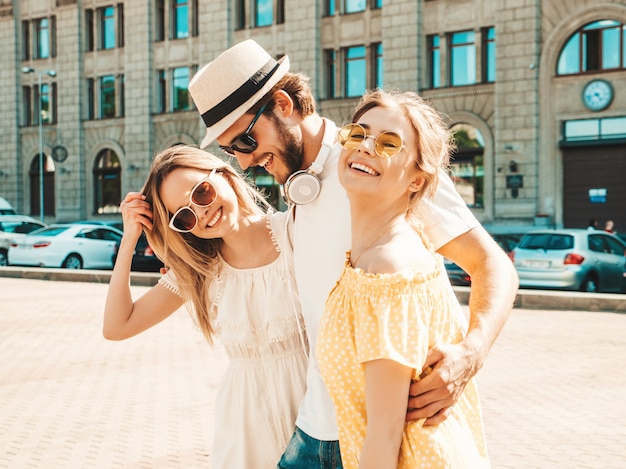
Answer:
[{"xmin": 189, "ymin": 39, "xmax": 290, "ymax": 148}]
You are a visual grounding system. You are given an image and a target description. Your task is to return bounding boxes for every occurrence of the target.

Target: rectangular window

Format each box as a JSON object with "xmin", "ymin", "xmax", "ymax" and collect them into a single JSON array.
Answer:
[
  {"xmin": 235, "ymin": 0, "xmax": 246, "ymax": 29},
  {"xmin": 118, "ymin": 74, "xmax": 125, "ymax": 117},
  {"xmin": 255, "ymin": 0, "xmax": 273, "ymax": 27},
  {"xmin": 22, "ymin": 86, "xmax": 32, "ymax": 126},
  {"xmin": 564, "ymin": 117, "xmax": 626, "ymax": 141},
  {"xmin": 276, "ymin": 0, "xmax": 285, "ymax": 24},
  {"xmin": 602, "ymin": 26, "xmax": 620, "ymax": 69},
  {"xmin": 86, "ymin": 9, "xmax": 95, "ymax": 51},
  {"xmin": 373, "ymin": 42, "xmax": 383, "ymax": 88},
  {"xmin": 325, "ymin": 49, "xmax": 336, "ymax": 99},
  {"xmin": 100, "ymin": 75, "xmax": 116, "ymax": 118},
  {"xmin": 173, "ymin": 0, "xmax": 189, "ymax": 39},
  {"xmin": 345, "ymin": 45, "xmax": 367, "ymax": 97},
  {"xmin": 345, "ymin": 0, "xmax": 366, "ymax": 14},
  {"xmin": 31, "ymin": 83, "xmax": 54, "ymax": 125},
  {"xmin": 483, "ymin": 26, "xmax": 495, "ymax": 83},
  {"xmin": 157, "ymin": 69, "xmax": 167, "ymax": 113},
  {"xmin": 192, "ymin": 0, "xmax": 199, "ymax": 35},
  {"xmin": 324, "ymin": 0, "xmax": 336, "ymax": 16},
  {"xmin": 427, "ymin": 35, "xmax": 441, "ymax": 88},
  {"xmin": 35, "ymin": 18, "xmax": 50, "ymax": 59},
  {"xmin": 172, "ymin": 67, "xmax": 191, "ymax": 111},
  {"xmin": 155, "ymin": 0, "xmax": 165, "ymax": 41},
  {"xmin": 87, "ymin": 78, "xmax": 95, "ymax": 120},
  {"xmin": 100, "ymin": 6, "xmax": 116, "ymax": 49},
  {"xmin": 117, "ymin": 3, "xmax": 124, "ymax": 47},
  {"xmin": 449, "ymin": 30, "xmax": 476, "ymax": 86},
  {"xmin": 22, "ymin": 20, "xmax": 30, "ymax": 60}
]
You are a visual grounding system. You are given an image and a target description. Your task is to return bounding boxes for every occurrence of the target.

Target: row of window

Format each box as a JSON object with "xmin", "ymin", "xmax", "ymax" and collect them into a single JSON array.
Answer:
[
  {"xmin": 22, "ymin": 65, "xmax": 195, "ymax": 126},
  {"xmin": 427, "ymin": 27, "xmax": 495, "ymax": 89},
  {"xmin": 325, "ymin": 43, "xmax": 383, "ymax": 98}
]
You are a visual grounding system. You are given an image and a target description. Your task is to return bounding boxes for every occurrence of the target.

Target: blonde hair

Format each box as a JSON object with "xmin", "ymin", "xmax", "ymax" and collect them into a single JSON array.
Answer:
[
  {"xmin": 350, "ymin": 89, "xmax": 454, "ymax": 225},
  {"xmin": 142, "ymin": 145, "xmax": 270, "ymax": 342}
]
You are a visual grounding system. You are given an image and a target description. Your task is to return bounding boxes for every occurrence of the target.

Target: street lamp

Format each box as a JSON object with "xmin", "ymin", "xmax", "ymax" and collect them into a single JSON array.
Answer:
[{"xmin": 22, "ymin": 67, "xmax": 56, "ymax": 222}]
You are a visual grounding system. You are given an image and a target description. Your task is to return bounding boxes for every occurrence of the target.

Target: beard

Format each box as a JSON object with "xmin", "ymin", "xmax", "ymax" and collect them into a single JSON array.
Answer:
[{"xmin": 269, "ymin": 114, "xmax": 305, "ymax": 184}]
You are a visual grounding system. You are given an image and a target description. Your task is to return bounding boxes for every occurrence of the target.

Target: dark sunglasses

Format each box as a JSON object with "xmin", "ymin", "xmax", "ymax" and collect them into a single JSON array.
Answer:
[
  {"xmin": 169, "ymin": 169, "xmax": 218, "ymax": 233},
  {"xmin": 338, "ymin": 123, "xmax": 406, "ymax": 158},
  {"xmin": 219, "ymin": 103, "xmax": 268, "ymax": 156}
]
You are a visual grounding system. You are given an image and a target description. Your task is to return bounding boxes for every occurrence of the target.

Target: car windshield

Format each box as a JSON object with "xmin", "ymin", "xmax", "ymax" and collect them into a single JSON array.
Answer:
[{"xmin": 519, "ymin": 233, "xmax": 574, "ymax": 250}]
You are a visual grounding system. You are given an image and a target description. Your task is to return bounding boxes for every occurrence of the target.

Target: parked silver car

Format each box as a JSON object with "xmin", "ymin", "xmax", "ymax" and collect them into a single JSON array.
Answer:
[
  {"xmin": 512, "ymin": 229, "xmax": 626, "ymax": 293},
  {"xmin": 0, "ymin": 215, "xmax": 47, "ymax": 266}
]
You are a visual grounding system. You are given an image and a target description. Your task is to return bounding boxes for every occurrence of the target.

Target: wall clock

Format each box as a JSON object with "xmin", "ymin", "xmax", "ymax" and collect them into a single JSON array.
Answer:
[{"xmin": 582, "ymin": 79, "xmax": 613, "ymax": 112}]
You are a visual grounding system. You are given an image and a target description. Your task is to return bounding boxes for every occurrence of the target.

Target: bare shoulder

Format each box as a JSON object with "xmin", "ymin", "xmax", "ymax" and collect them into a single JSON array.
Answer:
[{"xmin": 367, "ymin": 232, "xmax": 436, "ymax": 275}]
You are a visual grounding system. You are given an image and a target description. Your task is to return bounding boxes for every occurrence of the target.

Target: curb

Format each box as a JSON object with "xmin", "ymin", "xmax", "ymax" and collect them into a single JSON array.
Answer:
[{"xmin": 1, "ymin": 266, "xmax": 625, "ymax": 313}]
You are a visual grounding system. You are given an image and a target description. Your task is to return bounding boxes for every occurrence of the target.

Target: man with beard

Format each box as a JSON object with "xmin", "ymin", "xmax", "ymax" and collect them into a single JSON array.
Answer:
[{"xmin": 188, "ymin": 39, "xmax": 518, "ymax": 468}]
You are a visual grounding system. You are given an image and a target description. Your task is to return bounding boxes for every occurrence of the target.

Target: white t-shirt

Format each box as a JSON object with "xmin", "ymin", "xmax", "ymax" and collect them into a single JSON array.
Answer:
[{"xmin": 291, "ymin": 118, "xmax": 480, "ymax": 441}]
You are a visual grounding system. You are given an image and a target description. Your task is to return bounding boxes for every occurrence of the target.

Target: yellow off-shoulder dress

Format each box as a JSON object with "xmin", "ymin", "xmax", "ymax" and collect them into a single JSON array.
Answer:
[{"xmin": 317, "ymin": 251, "xmax": 490, "ymax": 469}]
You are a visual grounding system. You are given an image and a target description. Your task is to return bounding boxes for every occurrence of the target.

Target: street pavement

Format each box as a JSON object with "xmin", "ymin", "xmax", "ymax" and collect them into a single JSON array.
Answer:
[{"xmin": 1, "ymin": 277, "xmax": 625, "ymax": 468}]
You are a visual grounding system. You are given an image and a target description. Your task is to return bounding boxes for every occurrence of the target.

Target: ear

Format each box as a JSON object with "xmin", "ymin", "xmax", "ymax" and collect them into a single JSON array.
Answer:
[
  {"xmin": 408, "ymin": 176, "xmax": 425, "ymax": 193},
  {"xmin": 271, "ymin": 89, "xmax": 294, "ymax": 118}
]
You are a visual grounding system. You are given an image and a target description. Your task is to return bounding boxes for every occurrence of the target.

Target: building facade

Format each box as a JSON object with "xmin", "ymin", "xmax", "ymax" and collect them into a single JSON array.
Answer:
[{"xmin": 1, "ymin": 0, "xmax": 625, "ymax": 231}]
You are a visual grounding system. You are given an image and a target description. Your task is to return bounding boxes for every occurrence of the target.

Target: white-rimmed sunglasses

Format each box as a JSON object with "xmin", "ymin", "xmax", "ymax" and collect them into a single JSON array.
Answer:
[{"xmin": 168, "ymin": 169, "xmax": 218, "ymax": 233}]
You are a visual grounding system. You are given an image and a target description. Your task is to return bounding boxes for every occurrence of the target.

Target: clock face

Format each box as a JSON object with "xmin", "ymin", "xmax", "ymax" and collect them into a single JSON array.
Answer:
[{"xmin": 582, "ymin": 79, "xmax": 613, "ymax": 112}]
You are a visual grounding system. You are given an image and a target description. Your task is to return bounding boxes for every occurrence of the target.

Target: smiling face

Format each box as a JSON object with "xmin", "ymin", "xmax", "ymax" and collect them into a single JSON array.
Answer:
[
  {"xmin": 160, "ymin": 167, "xmax": 241, "ymax": 239},
  {"xmin": 338, "ymin": 105, "xmax": 423, "ymax": 205},
  {"xmin": 217, "ymin": 106, "xmax": 305, "ymax": 184}
]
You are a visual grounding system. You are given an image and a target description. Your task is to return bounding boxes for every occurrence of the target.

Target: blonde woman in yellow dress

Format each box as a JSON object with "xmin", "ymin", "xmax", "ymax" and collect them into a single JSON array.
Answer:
[{"xmin": 317, "ymin": 89, "xmax": 490, "ymax": 469}]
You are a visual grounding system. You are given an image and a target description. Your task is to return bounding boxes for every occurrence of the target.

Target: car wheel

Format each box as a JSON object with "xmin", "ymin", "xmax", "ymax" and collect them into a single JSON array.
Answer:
[
  {"xmin": 0, "ymin": 249, "xmax": 7, "ymax": 267},
  {"xmin": 580, "ymin": 274, "xmax": 598, "ymax": 293},
  {"xmin": 63, "ymin": 254, "xmax": 83, "ymax": 269}
]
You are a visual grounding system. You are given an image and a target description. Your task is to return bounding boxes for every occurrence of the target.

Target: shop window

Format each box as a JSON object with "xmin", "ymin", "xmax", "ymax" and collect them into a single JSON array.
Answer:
[
  {"xmin": 450, "ymin": 124, "xmax": 484, "ymax": 208},
  {"xmin": 93, "ymin": 149, "xmax": 122, "ymax": 215},
  {"xmin": 557, "ymin": 20, "xmax": 625, "ymax": 75}
]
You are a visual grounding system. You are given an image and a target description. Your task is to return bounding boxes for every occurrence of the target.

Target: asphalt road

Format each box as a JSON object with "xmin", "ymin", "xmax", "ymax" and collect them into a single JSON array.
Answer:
[{"xmin": 1, "ymin": 277, "xmax": 624, "ymax": 468}]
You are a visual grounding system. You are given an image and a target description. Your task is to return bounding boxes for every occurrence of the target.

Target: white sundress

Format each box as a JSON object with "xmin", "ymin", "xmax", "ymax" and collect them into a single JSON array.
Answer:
[{"xmin": 158, "ymin": 212, "xmax": 308, "ymax": 469}]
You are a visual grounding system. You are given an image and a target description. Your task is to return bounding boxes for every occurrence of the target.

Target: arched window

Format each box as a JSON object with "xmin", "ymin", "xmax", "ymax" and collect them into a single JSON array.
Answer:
[
  {"xmin": 29, "ymin": 153, "xmax": 56, "ymax": 217},
  {"xmin": 557, "ymin": 20, "xmax": 625, "ymax": 75},
  {"xmin": 93, "ymin": 149, "xmax": 121, "ymax": 214},
  {"xmin": 450, "ymin": 124, "xmax": 484, "ymax": 209}
]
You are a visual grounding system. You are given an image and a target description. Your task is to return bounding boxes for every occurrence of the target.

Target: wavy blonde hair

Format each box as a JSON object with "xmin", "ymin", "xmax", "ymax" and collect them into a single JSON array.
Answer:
[
  {"xmin": 141, "ymin": 145, "xmax": 270, "ymax": 342},
  {"xmin": 350, "ymin": 89, "xmax": 454, "ymax": 226}
]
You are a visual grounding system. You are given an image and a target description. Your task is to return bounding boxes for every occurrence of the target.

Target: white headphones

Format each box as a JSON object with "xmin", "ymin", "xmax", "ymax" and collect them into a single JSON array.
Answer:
[{"xmin": 281, "ymin": 143, "xmax": 330, "ymax": 205}]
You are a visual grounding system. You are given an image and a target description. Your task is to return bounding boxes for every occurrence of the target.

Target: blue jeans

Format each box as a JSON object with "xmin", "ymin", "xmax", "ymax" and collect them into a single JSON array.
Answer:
[{"xmin": 277, "ymin": 426, "xmax": 343, "ymax": 469}]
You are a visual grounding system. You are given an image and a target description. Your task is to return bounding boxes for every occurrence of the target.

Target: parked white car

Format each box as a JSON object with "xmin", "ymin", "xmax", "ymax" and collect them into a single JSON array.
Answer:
[
  {"xmin": 8, "ymin": 223, "xmax": 122, "ymax": 269},
  {"xmin": 0, "ymin": 215, "xmax": 47, "ymax": 266}
]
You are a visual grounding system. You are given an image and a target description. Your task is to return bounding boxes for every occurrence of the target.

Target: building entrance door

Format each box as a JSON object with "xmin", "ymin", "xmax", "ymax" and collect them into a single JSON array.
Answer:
[{"xmin": 562, "ymin": 143, "xmax": 626, "ymax": 232}]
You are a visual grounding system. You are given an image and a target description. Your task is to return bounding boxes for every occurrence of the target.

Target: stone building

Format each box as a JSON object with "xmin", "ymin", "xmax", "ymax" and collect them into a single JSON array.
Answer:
[{"xmin": 1, "ymin": 0, "xmax": 625, "ymax": 231}]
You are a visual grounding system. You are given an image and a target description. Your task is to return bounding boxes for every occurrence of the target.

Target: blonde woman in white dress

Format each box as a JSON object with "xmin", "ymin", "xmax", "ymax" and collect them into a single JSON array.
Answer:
[{"xmin": 103, "ymin": 145, "xmax": 307, "ymax": 469}]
